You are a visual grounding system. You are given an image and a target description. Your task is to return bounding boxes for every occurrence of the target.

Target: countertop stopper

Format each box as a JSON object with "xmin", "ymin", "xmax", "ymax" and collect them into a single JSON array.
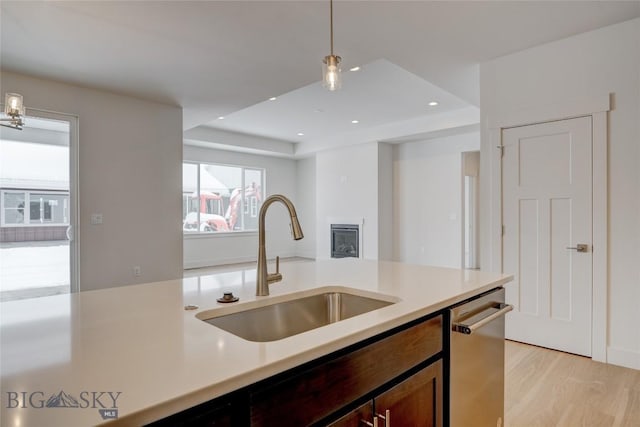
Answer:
[{"xmin": 217, "ymin": 292, "xmax": 239, "ymax": 303}]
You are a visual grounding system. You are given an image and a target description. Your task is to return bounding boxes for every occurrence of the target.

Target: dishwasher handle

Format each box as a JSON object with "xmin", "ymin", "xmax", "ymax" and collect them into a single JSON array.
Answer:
[{"xmin": 452, "ymin": 303, "xmax": 513, "ymax": 335}]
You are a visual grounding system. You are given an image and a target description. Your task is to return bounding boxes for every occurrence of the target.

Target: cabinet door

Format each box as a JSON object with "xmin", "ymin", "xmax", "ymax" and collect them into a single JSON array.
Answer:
[
  {"xmin": 374, "ymin": 360, "xmax": 443, "ymax": 427},
  {"xmin": 327, "ymin": 402, "xmax": 373, "ymax": 427}
]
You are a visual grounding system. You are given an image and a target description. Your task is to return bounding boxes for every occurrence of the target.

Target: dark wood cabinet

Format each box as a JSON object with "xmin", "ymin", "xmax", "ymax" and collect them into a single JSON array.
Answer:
[
  {"xmin": 250, "ymin": 315, "xmax": 442, "ymax": 426},
  {"xmin": 149, "ymin": 313, "xmax": 444, "ymax": 427},
  {"xmin": 147, "ymin": 399, "xmax": 232, "ymax": 427},
  {"xmin": 327, "ymin": 360, "xmax": 443, "ymax": 427},
  {"xmin": 328, "ymin": 402, "xmax": 374, "ymax": 427},
  {"xmin": 375, "ymin": 360, "xmax": 443, "ymax": 427}
]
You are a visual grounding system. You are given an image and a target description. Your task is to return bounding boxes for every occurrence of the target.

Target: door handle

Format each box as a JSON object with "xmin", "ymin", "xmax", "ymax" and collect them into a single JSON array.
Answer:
[
  {"xmin": 566, "ymin": 244, "xmax": 589, "ymax": 253},
  {"xmin": 452, "ymin": 303, "xmax": 513, "ymax": 335},
  {"xmin": 377, "ymin": 410, "xmax": 390, "ymax": 426}
]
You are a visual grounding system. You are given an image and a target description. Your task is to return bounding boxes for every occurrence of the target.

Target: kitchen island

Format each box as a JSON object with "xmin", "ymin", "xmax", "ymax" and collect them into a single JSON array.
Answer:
[{"xmin": 0, "ymin": 259, "xmax": 512, "ymax": 426}]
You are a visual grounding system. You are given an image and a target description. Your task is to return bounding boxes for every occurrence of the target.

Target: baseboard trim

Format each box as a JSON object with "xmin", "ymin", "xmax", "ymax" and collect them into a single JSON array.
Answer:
[
  {"xmin": 294, "ymin": 250, "xmax": 317, "ymax": 259},
  {"xmin": 184, "ymin": 257, "xmax": 253, "ymax": 270},
  {"xmin": 184, "ymin": 253, "xmax": 297, "ymax": 270},
  {"xmin": 607, "ymin": 346, "xmax": 640, "ymax": 370}
]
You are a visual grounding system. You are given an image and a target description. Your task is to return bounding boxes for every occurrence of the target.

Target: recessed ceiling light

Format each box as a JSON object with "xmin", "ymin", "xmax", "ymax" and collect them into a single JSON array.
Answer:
[
  {"xmin": 428, "ymin": 101, "xmax": 439, "ymax": 106},
  {"xmin": 217, "ymin": 116, "xmax": 225, "ymax": 120},
  {"xmin": 297, "ymin": 132, "xmax": 305, "ymax": 136},
  {"xmin": 351, "ymin": 120, "xmax": 359, "ymax": 124},
  {"xmin": 350, "ymin": 66, "xmax": 361, "ymax": 72},
  {"xmin": 269, "ymin": 97, "xmax": 277, "ymax": 101}
]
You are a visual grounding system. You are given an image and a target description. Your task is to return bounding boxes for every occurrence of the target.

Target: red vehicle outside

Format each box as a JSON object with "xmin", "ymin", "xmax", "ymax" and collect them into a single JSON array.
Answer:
[
  {"xmin": 183, "ymin": 191, "xmax": 229, "ymax": 232},
  {"xmin": 225, "ymin": 182, "xmax": 262, "ymax": 230},
  {"xmin": 183, "ymin": 183, "xmax": 262, "ymax": 232}
]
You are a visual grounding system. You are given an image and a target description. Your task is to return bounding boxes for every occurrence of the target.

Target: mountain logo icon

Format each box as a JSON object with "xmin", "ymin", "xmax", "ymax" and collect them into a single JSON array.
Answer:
[{"xmin": 45, "ymin": 390, "xmax": 80, "ymax": 408}]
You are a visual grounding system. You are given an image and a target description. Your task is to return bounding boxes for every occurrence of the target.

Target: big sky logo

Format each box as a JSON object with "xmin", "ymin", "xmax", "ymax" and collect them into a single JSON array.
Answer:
[
  {"xmin": 46, "ymin": 390, "xmax": 80, "ymax": 407},
  {"xmin": 5, "ymin": 390, "xmax": 122, "ymax": 420}
]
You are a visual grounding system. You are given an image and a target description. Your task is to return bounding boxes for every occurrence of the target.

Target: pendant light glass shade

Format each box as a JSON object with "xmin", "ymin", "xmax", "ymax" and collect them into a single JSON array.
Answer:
[
  {"xmin": 322, "ymin": 54, "xmax": 342, "ymax": 91},
  {"xmin": 322, "ymin": 0, "xmax": 341, "ymax": 91},
  {"xmin": 4, "ymin": 93, "xmax": 24, "ymax": 117},
  {"xmin": 1, "ymin": 92, "xmax": 25, "ymax": 130}
]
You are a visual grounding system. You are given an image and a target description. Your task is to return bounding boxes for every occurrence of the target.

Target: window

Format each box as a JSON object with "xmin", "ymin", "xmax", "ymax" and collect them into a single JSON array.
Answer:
[
  {"xmin": 182, "ymin": 162, "xmax": 264, "ymax": 234},
  {"xmin": 1, "ymin": 190, "xmax": 69, "ymax": 226},
  {"xmin": 2, "ymin": 192, "xmax": 25, "ymax": 225}
]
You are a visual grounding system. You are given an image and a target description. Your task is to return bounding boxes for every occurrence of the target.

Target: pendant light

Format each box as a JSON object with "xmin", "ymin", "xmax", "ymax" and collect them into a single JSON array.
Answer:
[
  {"xmin": 322, "ymin": 0, "xmax": 341, "ymax": 91},
  {"xmin": 1, "ymin": 93, "xmax": 25, "ymax": 130}
]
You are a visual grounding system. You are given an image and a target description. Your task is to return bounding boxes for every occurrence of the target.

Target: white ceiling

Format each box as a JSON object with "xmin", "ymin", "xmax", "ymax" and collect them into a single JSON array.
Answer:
[
  {"xmin": 207, "ymin": 59, "xmax": 474, "ymax": 146},
  {"xmin": 2, "ymin": 1, "xmax": 639, "ymax": 155}
]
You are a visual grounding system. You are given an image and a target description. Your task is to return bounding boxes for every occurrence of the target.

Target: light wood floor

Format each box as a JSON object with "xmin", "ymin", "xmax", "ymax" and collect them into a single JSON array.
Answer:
[{"xmin": 506, "ymin": 340, "xmax": 640, "ymax": 426}]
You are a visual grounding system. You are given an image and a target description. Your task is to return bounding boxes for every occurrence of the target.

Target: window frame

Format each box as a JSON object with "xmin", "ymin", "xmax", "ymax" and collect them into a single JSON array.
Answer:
[
  {"xmin": 182, "ymin": 161, "xmax": 265, "ymax": 236},
  {"xmin": 1, "ymin": 189, "xmax": 70, "ymax": 227}
]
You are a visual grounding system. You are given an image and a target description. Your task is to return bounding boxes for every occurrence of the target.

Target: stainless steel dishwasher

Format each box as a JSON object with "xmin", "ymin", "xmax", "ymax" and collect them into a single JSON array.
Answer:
[{"xmin": 450, "ymin": 287, "xmax": 513, "ymax": 427}]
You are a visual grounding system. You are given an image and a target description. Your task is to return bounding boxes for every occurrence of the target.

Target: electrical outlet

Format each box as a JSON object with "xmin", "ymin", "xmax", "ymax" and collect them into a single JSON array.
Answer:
[
  {"xmin": 133, "ymin": 266, "xmax": 141, "ymax": 277},
  {"xmin": 90, "ymin": 213, "xmax": 103, "ymax": 225}
]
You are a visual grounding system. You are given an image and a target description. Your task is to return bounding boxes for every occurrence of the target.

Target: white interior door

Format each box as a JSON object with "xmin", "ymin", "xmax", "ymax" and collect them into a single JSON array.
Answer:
[{"xmin": 502, "ymin": 116, "xmax": 592, "ymax": 357}]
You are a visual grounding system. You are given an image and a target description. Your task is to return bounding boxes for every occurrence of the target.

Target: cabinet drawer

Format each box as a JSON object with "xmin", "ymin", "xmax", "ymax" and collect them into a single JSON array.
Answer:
[{"xmin": 250, "ymin": 314, "xmax": 442, "ymax": 426}]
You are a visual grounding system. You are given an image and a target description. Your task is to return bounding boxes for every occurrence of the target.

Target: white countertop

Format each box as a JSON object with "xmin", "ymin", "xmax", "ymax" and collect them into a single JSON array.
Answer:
[{"xmin": 0, "ymin": 259, "xmax": 512, "ymax": 426}]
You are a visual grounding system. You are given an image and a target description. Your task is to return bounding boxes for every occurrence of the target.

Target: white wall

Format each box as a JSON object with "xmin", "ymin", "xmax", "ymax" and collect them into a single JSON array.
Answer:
[
  {"xmin": 183, "ymin": 145, "xmax": 299, "ymax": 268},
  {"xmin": 479, "ymin": 18, "xmax": 640, "ymax": 369},
  {"xmin": 295, "ymin": 156, "xmax": 317, "ymax": 259},
  {"xmin": 378, "ymin": 143, "xmax": 393, "ymax": 261},
  {"xmin": 393, "ymin": 132, "xmax": 480, "ymax": 268},
  {"xmin": 316, "ymin": 142, "xmax": 382, "ymax": 260},
  {"xmin": 1, "ymin": 71, "xmax": 183, "ymax": 291}
]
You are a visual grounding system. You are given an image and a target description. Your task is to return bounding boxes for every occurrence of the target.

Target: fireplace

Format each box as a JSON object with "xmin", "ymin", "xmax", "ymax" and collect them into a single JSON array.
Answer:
[{"xmin": 331, "ymin": 224, "xmax": 359, "ymax": 258}]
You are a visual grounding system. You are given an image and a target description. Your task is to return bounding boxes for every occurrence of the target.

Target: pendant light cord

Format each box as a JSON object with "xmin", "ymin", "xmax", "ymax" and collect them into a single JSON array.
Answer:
[{"xmin": 330, "ymin": 0, "xmax": 334, "ymax": 56}]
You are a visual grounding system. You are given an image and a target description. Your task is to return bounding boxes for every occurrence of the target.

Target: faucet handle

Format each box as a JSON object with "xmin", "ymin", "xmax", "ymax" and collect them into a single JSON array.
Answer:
[{"xmin": 266, "ymin": 256, "xmax": 282, "ymax": 284}]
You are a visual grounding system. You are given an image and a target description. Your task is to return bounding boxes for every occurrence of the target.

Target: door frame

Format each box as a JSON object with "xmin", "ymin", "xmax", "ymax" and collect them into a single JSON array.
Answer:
[
  {"xmin": 23, "ymin": 107, "xmax": 81, "ymax": 293},
  {"xmin": 487, "ymin": 93, "xmax": 610, "ymax": 362},
  {"xmin": 461, "ymin": 151, "xmax": 480, "ymax": 270}
]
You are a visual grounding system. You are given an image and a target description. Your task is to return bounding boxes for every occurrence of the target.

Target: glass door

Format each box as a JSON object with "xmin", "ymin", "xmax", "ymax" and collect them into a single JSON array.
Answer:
[{"xmin": 0, "ymin": 111, "xmax": 79, "ymax": 301}]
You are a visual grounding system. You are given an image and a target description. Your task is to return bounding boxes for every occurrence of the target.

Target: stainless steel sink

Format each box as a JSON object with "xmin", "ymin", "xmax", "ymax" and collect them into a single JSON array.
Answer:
[{"xmin": 198, "ymin": 291, "xmax": 395, "ymax": 342}]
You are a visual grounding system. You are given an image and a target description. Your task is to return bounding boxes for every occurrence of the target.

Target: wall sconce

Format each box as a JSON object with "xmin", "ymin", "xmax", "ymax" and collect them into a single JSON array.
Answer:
[{"xmin": 1, "ymin": 93, "xmax": 26, "ymax": 130}]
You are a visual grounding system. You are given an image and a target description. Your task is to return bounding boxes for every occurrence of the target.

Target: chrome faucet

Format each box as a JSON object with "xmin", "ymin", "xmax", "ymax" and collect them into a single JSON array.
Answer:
[{"xmin": 256, "ymin": 194, "xmax": 304, "ymax": 296}]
